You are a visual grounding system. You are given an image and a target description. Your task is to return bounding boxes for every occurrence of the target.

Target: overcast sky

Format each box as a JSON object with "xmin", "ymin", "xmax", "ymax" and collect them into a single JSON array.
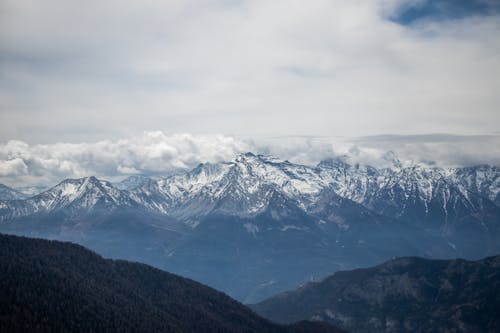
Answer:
[
  {"xmin": 2, "ymin": 0, "xmax": 500, "ymax": 142},
  {"xmin": 1, "ymin": 0, "xmax": 500, "ymax": 186}
]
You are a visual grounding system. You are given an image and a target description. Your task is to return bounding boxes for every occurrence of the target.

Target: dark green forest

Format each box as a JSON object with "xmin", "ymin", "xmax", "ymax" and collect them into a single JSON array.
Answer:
[{"xmin": 0, "ymin": 233, "xmax": 342, "ymax": 333}]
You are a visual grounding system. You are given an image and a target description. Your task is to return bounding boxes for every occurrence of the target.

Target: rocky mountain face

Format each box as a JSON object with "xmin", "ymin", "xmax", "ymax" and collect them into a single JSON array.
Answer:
[
  {"xmin": 0, "ymin": 234, "xmax": 343, "ymax": 333},
  {"xmin": 0, "ymin": 152, "xmax": 499, "ymax": 302},
  {"xmin": 251, "ymin": 255, "xmax": 500, "ymax": 333}
]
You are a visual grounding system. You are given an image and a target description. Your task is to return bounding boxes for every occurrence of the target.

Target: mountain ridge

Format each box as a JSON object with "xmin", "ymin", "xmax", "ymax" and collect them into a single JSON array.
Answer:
[
  {"xmin": 251, "ymin": 254, "xmax": 500, "ymax": 333},
  {"xmin": 2, "ymin": 152, "xmax": 498, "ymax": 235},
  {"xmin": 1, "ymin": 152, "xmax": 499, "ymax": 302}
]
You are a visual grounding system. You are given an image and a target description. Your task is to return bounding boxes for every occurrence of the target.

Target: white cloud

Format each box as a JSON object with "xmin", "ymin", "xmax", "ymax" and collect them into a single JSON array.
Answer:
[
  {"xmin": 0, "ymin": 132, "xmax": 253, "ymax": 186},
  {"xmin": 117, "ymin": 165, "xmax": 140, "ymax": 175},
  {"xmin": 0, "ymin": 132, "xmax": 498, "ymax": 187},
  {"xmin": 256, "ymin": 134, "xmax": 500, "ymax": 168},
  {"xmin": 0, "ymin": 158, "xmax": 28, "ymax": 176}
]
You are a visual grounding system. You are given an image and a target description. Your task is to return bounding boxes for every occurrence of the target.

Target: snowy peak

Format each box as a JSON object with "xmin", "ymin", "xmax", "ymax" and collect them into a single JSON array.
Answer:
[
  {"xmin": 231, "ymin": 153, "xmax": 326, "ymax": 196},
  {"xmin": 2, "ymin": 153, "xmax": 499, "ymax": 234},
  {"xmin": 234, "ymin": 151, "xmax": 259, "ymax": 162},
  {"xmin": 19, "ymin": 176, "xmax": 134, "ymax": 215},
  {"xmin": 129, "ymin": 152, "xmax": 500, "ymax": 226},
  {"xmin": 129, "ymin": 153, "xmax": 328, "ymax": 220},
  {"xmin": 232, "ymin": 152, "xmax": 289, "ymax": 168}
]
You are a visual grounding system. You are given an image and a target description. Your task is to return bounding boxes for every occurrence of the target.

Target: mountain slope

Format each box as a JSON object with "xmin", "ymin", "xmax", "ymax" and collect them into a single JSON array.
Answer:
[
  {"xmin": 129, "ymin": 153, "xmax": 340, "ymax": 221},
  {"xmin": 452, "ymin": 165, "xmax": 500, "ymax": 206},
  {"xmin": 317, "ymin": 160, "xmax": 500, "ymax": 232},
  {"xmin": 251, "ymin": 255, "xmax": 500, "ymax": 333},
  {"xmin": 0, "ymin": 233, "xmax": 343, "ymax": 333},
  {"xmin": 0, "ymin": 184, "xmax": 26, "ymax": 201},
  {"xmin": 1, "ymin": 176, "xmax": 138, "ymax": 221}
]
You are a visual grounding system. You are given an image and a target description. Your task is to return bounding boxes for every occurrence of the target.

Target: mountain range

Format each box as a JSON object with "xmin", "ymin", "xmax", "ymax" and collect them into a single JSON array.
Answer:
[
  {"xmin": 0, "ymin": 152, "xmax": 499, "ymax": 302},
  {"xmin": 251, "ymin": 254, "xmax": 500, "ymax": 332}
]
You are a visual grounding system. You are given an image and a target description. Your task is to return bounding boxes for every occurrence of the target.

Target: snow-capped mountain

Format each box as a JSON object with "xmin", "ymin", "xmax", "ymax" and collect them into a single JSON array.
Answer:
[
  {"xmin": 130, "ymin": 152, "xmax": 329, "ymax": 221},
  {"xmin": 450, "ymin": 165, "xmax": 500, "ymax": 206},
  {"xmin": 314, "ymin": 159, "xmax": 500, "ymax": 234},
  {"xmin": 1, "ymin": 152, "xmax": 499, "ymax": 303},
  {"xmin": 125, "ymin": 153, "xmax": 500, "ymax": 232},
  {"xmin": 358, "ymin": 164, "xmax": 500, "ymax": 233},
  {"xmin": 3, "ymin": 152, "xmax": 499, "ymax": 231},
  {"xmin": 1, "ymin": 176, "xmax": 136, "ymax": 220}
]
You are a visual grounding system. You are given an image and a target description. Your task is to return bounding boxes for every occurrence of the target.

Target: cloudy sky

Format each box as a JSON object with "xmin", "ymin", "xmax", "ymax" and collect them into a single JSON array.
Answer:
[{"xmin": 1, "ymin": 0, "xmax": 500, "ymax": 186}]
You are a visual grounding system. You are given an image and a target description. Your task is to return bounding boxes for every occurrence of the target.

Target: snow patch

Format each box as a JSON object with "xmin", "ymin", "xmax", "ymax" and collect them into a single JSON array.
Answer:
[
  {"xmin": 281, "ymin": 225, "xmax": 307, "ymax": 232},
  {"xmin": 243, "ymin": 223, "xmax": 259, "ymax": 237},
  {"xmin": 60, "ymin": 183, "xmax": 79, "ymax": 198}
]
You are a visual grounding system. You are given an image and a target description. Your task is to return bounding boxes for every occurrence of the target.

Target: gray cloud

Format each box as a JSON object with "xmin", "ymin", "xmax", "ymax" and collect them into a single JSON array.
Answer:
[
  {"xmin": 1, "ymin": 0, "xmax": 499, "ymax": 142},
  {"xmin": 0, "ymin": 157, "xmax": 28, "ymax": 177},
  {"xmin": 0, "ymin": 132, "xmax": 498, "ymax": 187},
  {"xmin": 350, "ymin": 134, "xmax": 500, "ymax": 167},
  {"xmin": 258, "ymin": 134, "xmax": 500, "ymax": 168}
]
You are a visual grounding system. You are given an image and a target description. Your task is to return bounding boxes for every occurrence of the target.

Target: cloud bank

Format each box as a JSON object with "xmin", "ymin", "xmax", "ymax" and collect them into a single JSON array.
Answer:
[
  {"xmin": 1, "ymin": 132, "xmax": 499, "ymax": 188},
  {"xmin": 0, "ymin": 132, "xmax": 252, "ymax": 186}
]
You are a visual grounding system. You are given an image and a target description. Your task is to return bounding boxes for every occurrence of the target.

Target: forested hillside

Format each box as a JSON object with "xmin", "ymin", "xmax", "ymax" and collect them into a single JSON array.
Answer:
[{"xmin": 0, "ymin": 233, "xmax": 342, "ymax": 333}]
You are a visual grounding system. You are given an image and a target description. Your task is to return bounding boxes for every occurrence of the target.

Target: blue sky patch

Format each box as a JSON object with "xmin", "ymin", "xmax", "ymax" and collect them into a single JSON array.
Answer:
[{"xmin": 392, "ymin": 0, "xmax": 500, "ymax": 25}]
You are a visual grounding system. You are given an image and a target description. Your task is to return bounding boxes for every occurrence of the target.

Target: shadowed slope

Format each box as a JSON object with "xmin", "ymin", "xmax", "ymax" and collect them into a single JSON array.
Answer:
[
  {"xmin": 252, "ymin": 255, "xmax": 500, "ymax": 333},
  {"xmin": 0, "ymin": 233, "xmax": 343, "ymax": 333}
]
